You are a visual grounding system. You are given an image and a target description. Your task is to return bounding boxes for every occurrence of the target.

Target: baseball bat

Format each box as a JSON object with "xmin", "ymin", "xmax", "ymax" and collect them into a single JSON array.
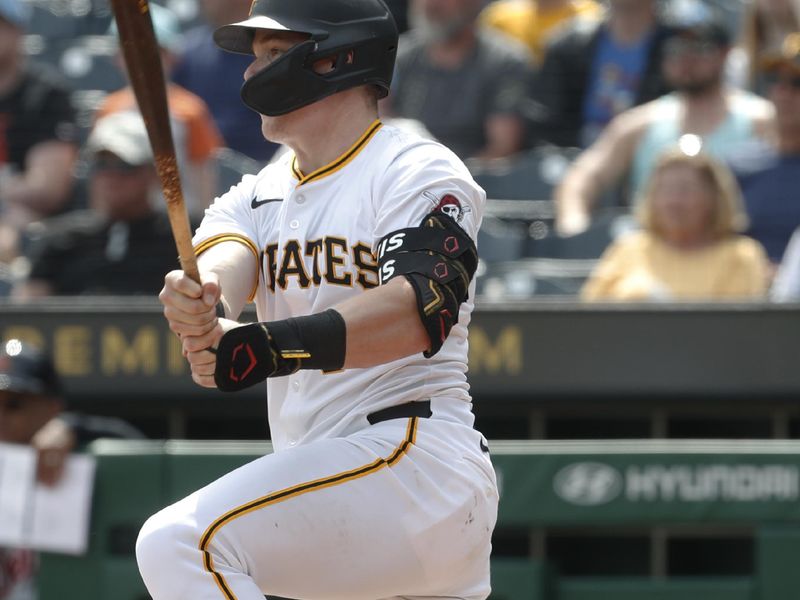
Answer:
[{"xmin": 109, "ymin": 0, "xmax": 201, "ymax": 284}]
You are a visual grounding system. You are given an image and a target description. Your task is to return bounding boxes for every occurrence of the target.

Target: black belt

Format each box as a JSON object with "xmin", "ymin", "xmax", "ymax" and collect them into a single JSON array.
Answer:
[{"xmin": 367, "ymin": 400, "xmax": 432, "ymax": 425}]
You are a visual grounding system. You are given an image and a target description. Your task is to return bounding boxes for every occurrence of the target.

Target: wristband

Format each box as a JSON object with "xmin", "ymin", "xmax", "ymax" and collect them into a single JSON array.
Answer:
[{"xmin": 214, "ymin": 309, "xmax": 347, "ymax": 392}]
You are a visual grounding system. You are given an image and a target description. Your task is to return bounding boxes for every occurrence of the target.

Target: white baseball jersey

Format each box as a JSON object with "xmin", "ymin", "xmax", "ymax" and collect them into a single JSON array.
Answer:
[
  {"xmin": 193, "ymin": 120, "xmax": 485, "ymax": 450},
  {"xmin": 138, "ymin": 121, "xmax": 498, "ymax": 600}
]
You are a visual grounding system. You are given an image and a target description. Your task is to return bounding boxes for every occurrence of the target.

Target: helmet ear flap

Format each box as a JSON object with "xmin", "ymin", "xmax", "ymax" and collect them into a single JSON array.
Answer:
[
  {"xmin": 309, "ymin": 48, "xmax": 351, "ymax": 76},
  {"xmin": 332, "ymin": 49, "xmax": 355, "ymax": 72}
]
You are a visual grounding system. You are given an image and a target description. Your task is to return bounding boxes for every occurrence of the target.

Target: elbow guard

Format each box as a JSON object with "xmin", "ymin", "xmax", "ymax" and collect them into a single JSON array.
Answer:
[{"xmin": 377, "ymin": 211, "xmax": 478, "ymax": 357}]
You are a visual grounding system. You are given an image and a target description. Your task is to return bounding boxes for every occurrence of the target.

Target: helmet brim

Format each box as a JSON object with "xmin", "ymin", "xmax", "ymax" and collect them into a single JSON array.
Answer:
[{"xmin": 214, "ymin": 15, "xmax": 301, "ymax": 55}]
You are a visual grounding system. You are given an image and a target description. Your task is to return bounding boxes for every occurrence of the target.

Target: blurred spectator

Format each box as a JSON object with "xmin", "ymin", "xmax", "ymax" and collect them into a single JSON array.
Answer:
[
  {"xmin": 0, "ymin": 338, "xmax": 142, "ymax": 599},
  {"xmin": 771, "ymin": 226, "xmax": 800, "ymax": 300},
  {"xmin": 0, "ymin": 338, "xmax": 66, "ymax": 600},
  {"xmin": 100, "ymin": 3, "xmax": 222, "ymax": 217},
  {"xmin": 735, "ymin": 0, "xmax": 800, "ymax": 93},
  {"xmin": 386, "ymin": 0, "xmax": 535, "ymax": 159},
  {"xmin": 0, "ymin": 0, "xmax": 78, "ymax": 263},
  {"xmin": 556, "ymin": 5, "xmax": 773, "ymax": 235},
  {"xmin": 582, "ymin": 149, "xmax": 768, "ymax": 301},
  {"xmin": 480, "ymin": 0, "xmax": 602, "ymax": 64},
  {"xmin": 732, "ymin": 33, "xmax": 800, "ymax": 263},
  {"xmin": 14, "ymin": 113, "xmax": 183, "ymax": 297},
  {"xmin": 172, "ymin": 0, "xmax": 280, "ymax": 162},
  {"xmin": 534, "ymin": 0, "xmax": 673, "ymax": 147}
]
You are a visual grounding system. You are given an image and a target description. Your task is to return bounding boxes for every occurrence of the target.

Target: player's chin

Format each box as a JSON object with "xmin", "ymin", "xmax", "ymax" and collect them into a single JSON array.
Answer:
[
  {"xmin": 260, "ymin": 112, "xmax": 301, "ymax": 144},
  {"xmin": 260, "ymin": 114, "xmax": 281, "ymax": 143}
]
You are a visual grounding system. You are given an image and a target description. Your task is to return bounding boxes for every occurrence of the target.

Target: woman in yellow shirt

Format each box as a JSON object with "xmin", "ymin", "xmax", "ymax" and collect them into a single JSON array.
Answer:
[{"xmin": 582, "ymin": 148, "xmax": 769, "ymax": 301}]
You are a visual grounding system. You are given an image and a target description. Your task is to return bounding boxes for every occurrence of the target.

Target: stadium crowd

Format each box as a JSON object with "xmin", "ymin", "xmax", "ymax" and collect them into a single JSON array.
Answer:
[{"xmin": 1, "ymin": 0, "xmax": 800, "ymax": 302}]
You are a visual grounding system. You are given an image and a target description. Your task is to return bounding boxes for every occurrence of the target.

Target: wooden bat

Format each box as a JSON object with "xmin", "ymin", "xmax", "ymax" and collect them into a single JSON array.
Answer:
[{"xmin": 109, "ymin": 0, "xmax": 201, "ymax": 284}]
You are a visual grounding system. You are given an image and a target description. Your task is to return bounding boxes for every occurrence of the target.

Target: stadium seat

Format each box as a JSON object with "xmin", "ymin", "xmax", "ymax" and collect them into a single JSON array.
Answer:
[
  {"xmin": 477, "ymin": 258, "xmax": 597, "ymax": 299},
  {"xmin": 470, "ymin": 146, "xmax": 581, "ymax": 201},
  {"xmin": 526, "ymin": 211, "xmax": 634, "ymax": 260},
  {"xmin": 478, "ymin": 216, "xmax": 529, "ymax": 264},
  {"xmin": 479, "ymin": 199, "xmax": 556, "ymax": 266},
  {"xmin": 27, "ymin": 0, "xmax": 113, "ymax": 39},
  {"xmin": 52, "ymin": 36, "xmax": 125, "ymax": 93}
]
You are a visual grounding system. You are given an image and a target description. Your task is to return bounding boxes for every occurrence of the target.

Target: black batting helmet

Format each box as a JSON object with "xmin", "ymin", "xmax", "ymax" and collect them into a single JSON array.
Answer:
[{"xmin": 214, "ymin": 0, "xmax": 399, "ymax": 116}]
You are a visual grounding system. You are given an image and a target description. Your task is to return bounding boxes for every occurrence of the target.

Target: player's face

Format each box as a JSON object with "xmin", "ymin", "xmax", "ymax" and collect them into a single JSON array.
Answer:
[
  {"xmin": 245, "ymin": 30, "xmax": 314, "ymax": 143},
  {"xmin": 244, "ymin": 30, "xmax": 309, "ymax": 81},
  {"xmin": 650, "ymin": 163, "xmax": 716, "ymax": 246}
]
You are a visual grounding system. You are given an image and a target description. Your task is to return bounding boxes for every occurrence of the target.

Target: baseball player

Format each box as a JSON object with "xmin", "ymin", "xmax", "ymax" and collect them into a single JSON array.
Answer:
[{"xmin": 138, "ymin": 1, "xmax": 498, "ymax": 599}]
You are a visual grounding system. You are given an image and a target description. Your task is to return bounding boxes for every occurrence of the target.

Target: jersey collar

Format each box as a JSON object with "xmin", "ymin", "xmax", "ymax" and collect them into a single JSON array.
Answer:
[{"xmin": 291, "ymin": 120, "xmax": 383, "ymax": 187}]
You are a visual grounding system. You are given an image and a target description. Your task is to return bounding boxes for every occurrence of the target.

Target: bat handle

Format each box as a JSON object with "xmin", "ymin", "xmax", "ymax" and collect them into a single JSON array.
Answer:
[
  {"xmin": 181, "ymin": 256, "xmax": 202, "ymax": 285},
  {"xmin": 155, "ymin": 154, "xmax": 203, "ymax": 285}
]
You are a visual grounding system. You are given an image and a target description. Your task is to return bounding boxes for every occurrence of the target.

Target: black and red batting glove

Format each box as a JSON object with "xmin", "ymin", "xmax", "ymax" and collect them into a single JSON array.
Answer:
[
  {"xmin": 214, "ymin": 323, "xmax": 292, "ymax": 392},
  {"xmin": 214, "ymin": 310, "xmax": 346, "ymax": 392}
]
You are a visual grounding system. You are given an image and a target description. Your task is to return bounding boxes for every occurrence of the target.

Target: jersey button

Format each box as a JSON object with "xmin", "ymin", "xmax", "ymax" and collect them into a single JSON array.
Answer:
[
  {"xmin": 296, "ymin": 194, "xmax": 305, "ymax": 205},
  {"xmin": 290, "ymin": 219, "xmax": 300, "ymax": 230},
  {"xmin": 293, "ymin": 380, "xmax": 300, "ymax": 391}
]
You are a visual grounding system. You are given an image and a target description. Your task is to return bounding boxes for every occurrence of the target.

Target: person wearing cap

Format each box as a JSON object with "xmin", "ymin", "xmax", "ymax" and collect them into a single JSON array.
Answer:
[
  {"xmin": 0, "ymin": 0, "xmax": 79, "ymax": 263},
  {"xmin": 0, "ymin": 338, "xmax": 70, "ymax": 600},
  {"xmin": 734, "ymin": 0, "xmax": 800, "ymax": 95},
  {"xmin": 0, "ymin": 339, "xmax": 72, "ymax": 482},
  {"xmin": 0, "ymin": 337, "xmax": 142, "ymax": 599},
  {"xmin": 731, "ymin": 32, "xmax": 800, "ymax": 266},
  {"xmin": 554, "ymin": 0, "xmax": 774, "ymax": 236},
  {"xmin": 98, "ymin": 3, "xmax": 222, "ymax": 217},
  {"xmin": 13, "ymin": 113, "xmax": 188, "ymax": 297}
]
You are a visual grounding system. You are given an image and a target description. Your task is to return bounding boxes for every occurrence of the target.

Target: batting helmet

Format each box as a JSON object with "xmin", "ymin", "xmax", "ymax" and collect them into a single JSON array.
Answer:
[{"xmin": 214, "ymin": 0, "xmax": 399, "ymax": 116}]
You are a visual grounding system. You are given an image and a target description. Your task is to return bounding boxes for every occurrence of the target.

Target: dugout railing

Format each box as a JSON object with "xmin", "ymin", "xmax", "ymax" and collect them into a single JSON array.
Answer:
[{"xmin": 38, "ymin": 439, "xmax": 800, "ymax": 600}]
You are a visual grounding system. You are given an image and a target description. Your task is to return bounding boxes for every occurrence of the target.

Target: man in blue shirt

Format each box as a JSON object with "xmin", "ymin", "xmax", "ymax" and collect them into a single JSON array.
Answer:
[
  {"xmin": 535, "ymin": 0, "xmax": 673, "ymax": 147},
  {"xmin": 581, "ymin": 17, "xmax": 655, "ymax": 146},
  {"xmin": 172, "ymin": 0, "xmax": 279, "ymax": 162},
  {"xmin": 733, "ymin": 33, "xmax": 800, "ymax": 263}
]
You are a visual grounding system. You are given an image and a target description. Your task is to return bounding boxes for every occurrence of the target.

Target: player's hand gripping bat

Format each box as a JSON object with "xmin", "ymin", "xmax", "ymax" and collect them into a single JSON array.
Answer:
[{"xmin": 109, "ymin": 0, "xmax": 201, "ymax": 284}]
